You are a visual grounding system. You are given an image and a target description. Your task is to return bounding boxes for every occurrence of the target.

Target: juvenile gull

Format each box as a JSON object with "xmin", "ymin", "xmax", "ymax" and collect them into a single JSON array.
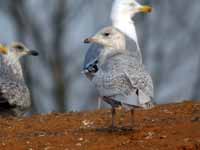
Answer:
[
  {"xmin": 0, "ymin": 43, "xmax": 39, "ymax": 116},
  {"xmin": 84, "ymin": 27, "xmax": 154, "ymax": 128},
  {"xmin": 83, "ymin": 0, "xmax": 152, "ymax": 75}
]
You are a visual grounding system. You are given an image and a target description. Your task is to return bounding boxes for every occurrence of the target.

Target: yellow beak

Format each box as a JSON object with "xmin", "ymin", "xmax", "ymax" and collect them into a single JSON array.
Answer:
[
  {"xmin": 137, "ymin": 5, "xmax": 152, "ymax": 13},
  {"xmin": 0, "ymin": 45, "xmax": 8, "ymax": 54}
]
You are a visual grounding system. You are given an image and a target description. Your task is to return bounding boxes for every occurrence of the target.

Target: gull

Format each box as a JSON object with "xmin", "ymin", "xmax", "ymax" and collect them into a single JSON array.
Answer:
[
  {"xmin": 83, "ymin": 0, "xmax": 152, "ymax": 108},
  {"xmin": 84, "ymin": 27, "xmax": 154, "ymax": 128},
  {"xmin": 0, "ymin": 43, "xmax": 39, "ymax": 117}
]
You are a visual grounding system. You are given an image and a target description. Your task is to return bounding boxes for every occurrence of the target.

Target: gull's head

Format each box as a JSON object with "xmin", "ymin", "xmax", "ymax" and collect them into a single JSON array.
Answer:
[
  {"xmin": 84, "ymin": 27, "xmax": 126, "ymax": 64},
  {"xmin": 111, "ymin": 0, "xmax": 152, "ymax": 22},
  {"xmin": 0, "ymin": 42, "xmax": 39, "ymax": 59},
  {"xmin": 84, "ymin": 27, "xmax": 126, "ymax": 50}
]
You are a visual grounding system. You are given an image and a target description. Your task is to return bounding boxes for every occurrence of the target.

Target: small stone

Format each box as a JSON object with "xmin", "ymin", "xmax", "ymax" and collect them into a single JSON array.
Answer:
[
  {"xmin": 159, "ymin": 135, "xmax": 167, "ymax": 139},
  {"xmin": 191, "ymin": 116, "xmax": 200, "ymax": 122},
  {"xmin": 44, "ymin": 147, "xmax": 51, "ymax": 150},
  {"xmin": 2, "ymin": 143, "xmax": 6, "ymax": 146},
  {"xmin": 76, "ymin": 143, "xmax": 82, "ymax": 146},
  {"xmin": 145, "ymin": 132, "xmax": 154, "ymax": 139},
  {"xmin": 78, "ymin": 137, "xmax": 83, "ymax": 141},
  {"xmin": 82, "ymin": 120, "xmax": 94, "ymax": 127},
  {"xmin": 183, "ymin": 138, "xmax": 190, "ymax": 142}
]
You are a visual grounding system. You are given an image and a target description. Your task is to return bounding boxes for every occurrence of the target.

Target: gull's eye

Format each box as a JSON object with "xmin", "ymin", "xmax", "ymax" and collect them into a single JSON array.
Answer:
[
  {"xmin": 15, "ymin": 45, "xmax": 24, "ymax": 51},
  {"xmin": 103, "ymin": 32, "xmax": 110, "ymax": 37}
]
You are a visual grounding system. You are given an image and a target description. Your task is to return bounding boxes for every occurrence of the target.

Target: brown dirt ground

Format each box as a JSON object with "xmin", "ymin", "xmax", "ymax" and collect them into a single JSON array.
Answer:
[{"xmin": 0, "ymin": 101, "xmax": 200, "ymax": 150}]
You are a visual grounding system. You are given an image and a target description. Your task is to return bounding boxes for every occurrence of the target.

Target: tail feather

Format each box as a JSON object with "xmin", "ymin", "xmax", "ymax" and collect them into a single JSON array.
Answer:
[{"xmin": 138, "ymin": 89, "xmax": 155, "ymax": 109}]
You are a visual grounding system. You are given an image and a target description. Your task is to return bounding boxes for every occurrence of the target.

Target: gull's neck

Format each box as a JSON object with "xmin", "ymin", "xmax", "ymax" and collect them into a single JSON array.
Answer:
[
  {"xmin": 98, "ymin": 47, "xmax": 127, "ymax": 66},
  {"xmin": 0, "ymin": 54, "xmax": 24, "ymax": 81},
  {"xmin": 112, "ymin": 19, "xmax": 140, "ymax": 50}
]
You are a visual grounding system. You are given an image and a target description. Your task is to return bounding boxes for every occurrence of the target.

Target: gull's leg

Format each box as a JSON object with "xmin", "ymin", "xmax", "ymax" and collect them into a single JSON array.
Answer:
[
  {"xmin": 97, "ymin": 97, "xmax": 102, "ymax": 109},
  {"xmin": 111, "ymin": 107, "xmax": 116, "ymax": 128},
  {"xmin": 130, "ymin": 108, "xmax": 134, "ymax": 127}
]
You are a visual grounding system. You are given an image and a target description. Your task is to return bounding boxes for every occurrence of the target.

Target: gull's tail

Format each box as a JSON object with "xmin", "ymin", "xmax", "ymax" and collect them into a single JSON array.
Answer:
[{"xmin": 138, "ymin": 89, "xmax": 155, "ymax": 109}]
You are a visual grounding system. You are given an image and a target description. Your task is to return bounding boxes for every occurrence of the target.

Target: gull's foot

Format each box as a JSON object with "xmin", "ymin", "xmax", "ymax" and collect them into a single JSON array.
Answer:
[
  {"xmin": 107, "ymin": 125, "xmax": 134, "ymax": 132},
  {"xmin": 95, "ymin": 126, "xmax": 133, "ymax": 133},
  {"xmin": 108, "ymin": 125, "xmax": 118, "ymax": 131},
  {"xmin": 119, "ymin": 126, "xmax": 134, "ymax": 132}
]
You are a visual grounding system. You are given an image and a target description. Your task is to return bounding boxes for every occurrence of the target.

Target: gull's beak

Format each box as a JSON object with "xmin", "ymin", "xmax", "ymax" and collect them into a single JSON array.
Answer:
[
  {"xmin": 0, "ymin": 45, "xmax": 8, "ymax": 55},
  {"xmin": 27, "ymin": 50, "xmax": 39, "ymax": 56},
  {"xmin": 137, "ymin": 5, "xmax": 152, "ymax": 13},
  {"xmin": 84, "ymin": 37, "xmax": 99, "ymax": 44}
]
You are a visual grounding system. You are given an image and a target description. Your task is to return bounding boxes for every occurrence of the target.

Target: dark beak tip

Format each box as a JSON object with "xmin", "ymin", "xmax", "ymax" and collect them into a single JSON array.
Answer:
[
  {"xmin": 84, "ymin": 38, "xmax": 90, "ymax": 44},
  {"xmin": 30, "ymin": 50, "xmax": 39, "ymax": 56}
]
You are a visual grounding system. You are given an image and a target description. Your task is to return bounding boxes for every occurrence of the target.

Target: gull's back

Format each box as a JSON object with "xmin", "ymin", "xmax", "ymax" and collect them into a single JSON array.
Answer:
[{"xmin": 92, "ymin": 52, "xmax": 153, "ymax": 106}]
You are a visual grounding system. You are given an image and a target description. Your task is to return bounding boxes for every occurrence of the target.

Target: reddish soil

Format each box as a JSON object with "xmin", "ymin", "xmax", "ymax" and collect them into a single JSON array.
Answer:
[{"xmin": 0, "ymin": 101, "xmax": 200, "ymax": 150}]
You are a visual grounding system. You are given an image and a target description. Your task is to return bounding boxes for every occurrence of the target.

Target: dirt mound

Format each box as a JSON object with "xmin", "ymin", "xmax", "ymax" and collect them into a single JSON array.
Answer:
[{"xmin": 0, "ymin": 101, "xmax": 200, "ymax": 150}]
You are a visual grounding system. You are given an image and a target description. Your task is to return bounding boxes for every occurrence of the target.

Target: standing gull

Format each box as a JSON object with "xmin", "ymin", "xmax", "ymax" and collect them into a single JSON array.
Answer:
[
  {"xmin": 84, "ymin": 27, "xmax": 154, "ymax": 128},
  {"xmin": 83, "ymin": 0, "xmax": 152, "ymax": 108},
  {"xmin": 0, "ymin": 43, "xmax": 39, "ymax": 116}
]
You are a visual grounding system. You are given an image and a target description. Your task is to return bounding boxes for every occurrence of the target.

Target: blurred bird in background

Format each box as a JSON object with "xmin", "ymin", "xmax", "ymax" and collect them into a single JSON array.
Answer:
[
  {"xmin": 0, "ymin": 43, "xmax": 39, "ymax": 117},
  {"xmin": 84, "ymin": 27, "xmax": 154, "ymax": 128}
]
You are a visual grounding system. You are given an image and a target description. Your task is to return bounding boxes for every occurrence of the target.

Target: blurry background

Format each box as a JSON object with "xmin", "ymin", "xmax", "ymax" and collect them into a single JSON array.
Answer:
[{"xmin": 0, "ymin": 0, "xmax": 199, "ymax": 114}]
